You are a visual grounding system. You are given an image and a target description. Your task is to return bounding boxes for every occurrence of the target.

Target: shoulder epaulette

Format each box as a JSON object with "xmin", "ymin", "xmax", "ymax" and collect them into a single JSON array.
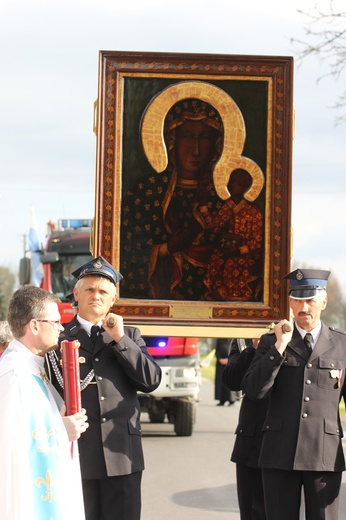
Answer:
[{"xmin": 329, "ymin": 326, "xmax": 346, "ymax": 335}]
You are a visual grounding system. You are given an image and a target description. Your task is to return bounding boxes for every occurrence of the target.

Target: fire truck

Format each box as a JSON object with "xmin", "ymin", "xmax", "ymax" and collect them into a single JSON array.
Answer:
[{"xmin": 19, "ymin": 218, "xmax": 201, "ymax": 436}]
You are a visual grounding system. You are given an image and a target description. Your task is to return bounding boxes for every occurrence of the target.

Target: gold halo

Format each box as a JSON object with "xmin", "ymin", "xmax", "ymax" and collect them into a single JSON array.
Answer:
[
  {"xmin": 216, "ymin": 156, "xmax": 265, "ymax": 201},
  {"xmin": 141, "ymin": 81, "xmax": 264, "ymax": 201}
]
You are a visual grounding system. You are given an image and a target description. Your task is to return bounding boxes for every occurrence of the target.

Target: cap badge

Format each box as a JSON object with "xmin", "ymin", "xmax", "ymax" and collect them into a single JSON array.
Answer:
[
  {"xmin": 296, "ymin": 270, "xmax": 303, "ymax": 281},
  {"xmin": 93, "ymin": 259, "xmax": 103, "ymax": 269}
]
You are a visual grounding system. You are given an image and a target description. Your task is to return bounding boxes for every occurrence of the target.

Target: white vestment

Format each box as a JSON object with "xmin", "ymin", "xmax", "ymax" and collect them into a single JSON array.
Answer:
[{"xmin": 0, "ymin": 340, "xmax": 85, "ymax": 520}]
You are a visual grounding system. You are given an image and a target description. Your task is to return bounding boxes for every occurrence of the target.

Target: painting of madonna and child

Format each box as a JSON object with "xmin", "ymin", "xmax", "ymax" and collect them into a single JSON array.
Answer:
[{"xmin": 119, "ymin": 78, "xmax": 270, "ymax": 304}]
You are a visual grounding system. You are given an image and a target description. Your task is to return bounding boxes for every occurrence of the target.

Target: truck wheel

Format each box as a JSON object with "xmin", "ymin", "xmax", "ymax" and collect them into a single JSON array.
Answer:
[
  {"xmin": 174, "ymin": 401, "xmax": 195, "ymax": 436},
  {"xmin": 148, "ymin": 409, "xmax": 165, "ymax": 423}
]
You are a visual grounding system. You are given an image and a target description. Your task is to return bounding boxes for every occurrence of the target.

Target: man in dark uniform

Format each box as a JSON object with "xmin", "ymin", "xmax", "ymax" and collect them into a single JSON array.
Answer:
[
  {"xmin": 47, "ymin": 256, "xmax": 162, "ymax": 520},
  {"xmin": 222, "ymin": 338, "xmax": 268, "ymax": 520},
  {"xmin": 243, "ymin": 268, "xmax": 346, "ymax": 520}
]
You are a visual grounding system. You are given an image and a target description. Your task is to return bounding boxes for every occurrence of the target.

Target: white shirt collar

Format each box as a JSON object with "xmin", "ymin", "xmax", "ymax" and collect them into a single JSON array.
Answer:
[
  {"xmin": 76, "ymin": 315, "xmax": 102, "ymax": 336},
  {"xmin": 295, "ymin": 321, "xmax": 322, "ymax": 349}
]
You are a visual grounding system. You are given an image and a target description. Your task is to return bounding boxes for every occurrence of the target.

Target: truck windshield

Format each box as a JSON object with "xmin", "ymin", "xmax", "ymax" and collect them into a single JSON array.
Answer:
[{"xmin": 51, "ymin": 254, "xmax": 92, "ymax": 300}]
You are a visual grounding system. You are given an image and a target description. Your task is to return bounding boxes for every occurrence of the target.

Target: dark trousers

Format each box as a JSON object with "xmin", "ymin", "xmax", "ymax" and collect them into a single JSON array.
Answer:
[
  {"xmin": 82, "ymin": 472, "xmax": 142, "ymax": 520},
  {"xmin": 236, "ymin": 463, "xmax": 267, "ymax": 520},
  {"xmin": 262, "ymin": 468, "xmax": 342, "ymax": 520}
]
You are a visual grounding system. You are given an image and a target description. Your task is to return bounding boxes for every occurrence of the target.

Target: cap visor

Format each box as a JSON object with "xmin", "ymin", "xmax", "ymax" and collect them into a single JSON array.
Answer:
[{"xmin": 289, "ymin": 289, "xmax": 321, "ymax": 299}]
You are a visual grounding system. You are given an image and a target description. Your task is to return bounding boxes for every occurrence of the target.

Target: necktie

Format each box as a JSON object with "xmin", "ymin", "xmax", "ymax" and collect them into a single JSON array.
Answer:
[
  {"xmin": 304, "ymin": 333, "xmax": 313, "ymax": 355},
  {"xmin": 90, "ymin": 325, "xmax": 100, "ymax": 345}
]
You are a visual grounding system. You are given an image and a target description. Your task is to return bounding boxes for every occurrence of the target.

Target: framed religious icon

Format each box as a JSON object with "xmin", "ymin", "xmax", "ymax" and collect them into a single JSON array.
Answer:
[{"xmin": 93, "ymin": 51, "xmax": 293, "ymax": 334}]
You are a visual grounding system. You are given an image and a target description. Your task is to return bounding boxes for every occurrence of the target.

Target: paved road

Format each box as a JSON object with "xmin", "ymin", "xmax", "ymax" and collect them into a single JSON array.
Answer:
[
  {"xmin": 141, "ymin": 378, "xmax": 239, "ymax": 519},
  {"xmin": 141, "ymin": 378, "xmax": 346, "ymax": 519}
]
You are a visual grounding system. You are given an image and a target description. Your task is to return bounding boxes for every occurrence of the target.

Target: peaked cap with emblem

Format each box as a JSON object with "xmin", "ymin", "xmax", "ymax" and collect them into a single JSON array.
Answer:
[
  {"xmin": 72, "ymin": 256, "xmax": 123, "ymax": 285},
  {"xmin": 284, "ymin": 268, "xmax": 330, "ymax": 299}
]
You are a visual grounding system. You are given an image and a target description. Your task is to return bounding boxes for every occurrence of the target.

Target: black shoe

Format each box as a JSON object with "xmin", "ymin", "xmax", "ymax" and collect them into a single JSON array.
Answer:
[{"xmin": 217, "ymin": 402, "xmax": 225, "ymax": 406}]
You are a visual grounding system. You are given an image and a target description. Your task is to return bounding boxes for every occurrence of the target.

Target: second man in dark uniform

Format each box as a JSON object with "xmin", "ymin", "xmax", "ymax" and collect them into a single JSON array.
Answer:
[{"xmin": 243, "ymin": 268, "xmax": 346, "ymax": 520}]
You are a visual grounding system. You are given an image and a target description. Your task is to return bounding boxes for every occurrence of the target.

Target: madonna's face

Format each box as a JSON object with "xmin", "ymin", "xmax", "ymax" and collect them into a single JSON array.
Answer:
[{"xmin": 175, "ymin": 120, "xmax": 218, "ymax": 179}]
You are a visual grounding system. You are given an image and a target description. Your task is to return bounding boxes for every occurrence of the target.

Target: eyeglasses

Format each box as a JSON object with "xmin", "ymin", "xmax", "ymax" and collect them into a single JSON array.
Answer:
[{"xmin": 36, "ymin": 320, "xmax": 62, "ymax": 330}]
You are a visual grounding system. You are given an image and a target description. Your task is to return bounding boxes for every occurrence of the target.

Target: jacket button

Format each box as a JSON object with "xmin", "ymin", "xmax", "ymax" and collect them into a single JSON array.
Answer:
[
  {"xmin": 306, "ymin": 363, "xmax": 312, "ymax": 368},
  {"xmin": 269, "ymin": 356, "xmax": 274, "ymax": 361},
  {"xmin": 94, "ymin": 357, "xmax": 99, "ymax": 362},
  {"xmin": 97, "ymin": 376, "xmax": 103, "ymax": 381},
  {"xmin": 100, "ymin": 396, "xmax": 105, "ymax": 401},
  {"xmin": 304, "ymin": 397, "xmax": 310, "ymax": 402},
  {"xmin": 302, "ymin": 413, "xmax": 308, "ymax": 418},
  {"xmin": 101, "ymin": 417, "xmax": 106, "ymax": 423},
  {"xmin": 331, "ymin": 362, "xmax": 335, "ymax": 367},
  {"xmin": 306, "ymin": 380, "xmax": 311, "ymax": 385}
]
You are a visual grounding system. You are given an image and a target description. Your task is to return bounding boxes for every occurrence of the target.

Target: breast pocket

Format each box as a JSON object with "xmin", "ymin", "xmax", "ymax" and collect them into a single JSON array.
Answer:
[
  {"xmin": 280, "ymin": 353, "xmax": 301, "ymax": 386},
  {"xmin": 282, "ymin": 354, "xmax": 300, "ymax": 367},
  {"xmin": 317, "ymin": 357, "xmax": 343, "ymax": 389}
]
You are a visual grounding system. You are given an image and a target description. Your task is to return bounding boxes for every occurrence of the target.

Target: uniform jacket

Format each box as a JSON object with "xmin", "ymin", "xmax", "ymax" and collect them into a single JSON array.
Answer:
[
  {"xmin": 242, "ymin": 323, "xmax": 346, "ymax": 472},
  {"xmin": 48, "ymin": 316, "xmax": 161, "ymax": 479},
  {"xmin": 222, "ymin": 339, "xmax": 269, "ymax": 468}
]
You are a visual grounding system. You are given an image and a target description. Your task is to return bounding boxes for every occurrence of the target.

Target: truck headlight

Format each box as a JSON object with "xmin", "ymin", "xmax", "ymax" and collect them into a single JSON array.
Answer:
[{"xmin": 182, "ymin": 368, "xmax": 196, "ymax": 379}]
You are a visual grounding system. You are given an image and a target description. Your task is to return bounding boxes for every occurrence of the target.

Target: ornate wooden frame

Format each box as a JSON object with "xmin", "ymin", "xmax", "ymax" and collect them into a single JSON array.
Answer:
[{"xmin": 93, "ymin": 51, "xmax": 293, "ymax": 332}]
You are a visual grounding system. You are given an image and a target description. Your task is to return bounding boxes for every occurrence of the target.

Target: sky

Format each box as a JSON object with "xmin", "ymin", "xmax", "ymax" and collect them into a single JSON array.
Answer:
[{"xmin": 1, "ymin": 0, "xmax": 345, "ymax": 290}]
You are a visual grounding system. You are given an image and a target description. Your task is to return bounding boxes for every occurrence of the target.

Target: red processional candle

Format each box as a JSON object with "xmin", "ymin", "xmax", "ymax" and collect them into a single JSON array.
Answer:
[{"xmin": 60, "ymin": 339, "xmax": 81, "ymax": 415}]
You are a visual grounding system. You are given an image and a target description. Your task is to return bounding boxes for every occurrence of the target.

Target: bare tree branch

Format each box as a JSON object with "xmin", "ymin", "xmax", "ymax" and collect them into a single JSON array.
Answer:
[{"xmin": 291, "ymin": 1, "xmax": 346, "ymax": 124}]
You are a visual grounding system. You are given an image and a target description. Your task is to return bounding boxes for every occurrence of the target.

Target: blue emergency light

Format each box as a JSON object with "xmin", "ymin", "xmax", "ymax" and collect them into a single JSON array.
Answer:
[{"xmin": 60, "ymin": 219, "xmax": 91, "ymax": 229}]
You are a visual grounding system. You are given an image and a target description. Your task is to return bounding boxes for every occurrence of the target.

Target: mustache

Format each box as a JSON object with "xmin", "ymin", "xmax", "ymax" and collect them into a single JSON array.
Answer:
[{"xmin": 298, "ymin": 311, "xmax": 312, "ymax": 318}]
